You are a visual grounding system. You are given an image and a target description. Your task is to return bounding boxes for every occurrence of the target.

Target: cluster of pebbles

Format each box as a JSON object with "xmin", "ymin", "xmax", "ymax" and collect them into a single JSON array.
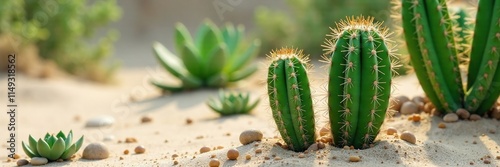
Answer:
[{"xmin": 390, "ymin": 95, "xmax": 500, "ymax": 121}]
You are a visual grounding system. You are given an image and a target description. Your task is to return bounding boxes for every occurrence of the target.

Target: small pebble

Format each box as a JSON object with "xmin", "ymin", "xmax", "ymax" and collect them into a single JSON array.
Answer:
[
  {"xmin": 401, "ymin": 101, "xmax": 419, "ymax": 114},
  {"xmin": 123, "ymin": 149, "xmax": 129, "ymax": 155},
  {"xmin": 245, "ymin": 154, "xmax": 251, "ymax": 160},
  {"xmin": 227, "ymin": 149, "xmax": 239, "ymax": 160},
  {"xmin": 489, "ymin": 129, "xmax": 496, "ymax": 134},
  {"xmin": 119, "ymin": 157, "xmax": 124, "ymax": 160},
  {"xmin": 443, "ymin": 113, "xmax": 459, "ymax": 122},
  {"xmin": 200, "ymin": 146, "xmax": 211, "ymax": 154},
  {"xmin": 349, "ymin": 155, "xmax": 361, "ymax": 162},
  {"xmin": 174, "ymin": 161, "xmax": 179, "ymax": 165},
  {"xmin": 103, "ymin": 135, "xmax": 115, "ymax": 142},
  {"xmin": 469, "ymin": 114, "xmax": 481, "ymax": 121},
  {"xmin": 141, "ymin": 116, "xmax": 153, "ymax": 123},
  {"xmin": 85, "ymin": 116, "xmax": 115, "ymax": 128},
  {"xmin": 491, "ymin": 108, "xmax": 500, "ymax": 120},
  {"xmin": 387, "ymin": 127, "xmax": 398, "ymax": 135},
  {"xmin": 172, "ymin": 154, "xmax": 179, "ymax": 159},
  {"xmin": 390, "ymin": 95, "xmax": 410, "ymax": 111},
  {"xmin": 484, "ymin": 159, "xmax": 491, "ymax": 164},
  {"xmin": 307, "ymin": 143, "xmax": 319, "ymax": 151},
  {"xmin": 319, "ymin": 126, "xmax": 330, "ymax": 136},
  {"xmin": 298, "ymin": 153, "xmax": 305, "ymax": 158},
  {"xmin": 343, "ymin": 146, "xmax": 350, "ymax": 150},
  {"xmin": 16, "ymin": 159, "xmax": 28, "ymax": 166},
  {"xmin": 125, "ymin": 137, "xmax": 137, "ymax": 143},
  {"xmin": 456, "ymin": 108, "xmax": 470, "ymax": 119},
  {"xmin": 438, "ymin": 123, "xmax": 446, "ymax": 129},
  {"xmin": 400, "ymin": 131, "xmax": 416, "ymax": 144},
  {"xmin": 209, "ymin": 159, "xmax": 220, "ymax": 167},
  {"xmin": 424, "ymin": 103, "xmax": 435, "ymax": 113},
  {"xmin": 186, "ymin": 118, "xmax": 193, "ymax": 125},
  {"xmin": 239, "ymin": 130, "xmax": 263, "ymax": 145},
  {"xmin": 82, "ymin": 142, "xmax": 110, "ymax": 160},
  {"xmin": 411, "ymin": 114, "xmax": 421, "ymax": 122},
  {"xmin": 134, "ymin": 145, "xmax": 146, "ymax": 154},
  {"xmin": 255, "ymin": 149, "xmax": 262, "ymax": 154},
  {"xmin": 30, "ymin": 157, "xmax": 48, "ymax": 166},
  {"xmin": 274, "ymin": 157, "xmax": 282, "ymax": 160},
  {"xmin": 317, "ymin": 142, "xmax": 326, "ymax": 149}
]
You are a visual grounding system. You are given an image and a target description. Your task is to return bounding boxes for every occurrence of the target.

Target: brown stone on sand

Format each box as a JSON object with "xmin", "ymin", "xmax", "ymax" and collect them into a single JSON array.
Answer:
[
  {"xmin": 141, "ymin": 116, "xmax": 152, "ymax": 123},
  {"xmin": 469, "ymin": 114, "xmax": 481, "ymax": 121},
  {"xmin": 209, "ymin": 159, "xmax": 220, "ymax": 167},
  {"xmin": 16, "ymin": 159, "xmax": 28, "ymax": 166},
  {"xmin": 424, "ymin": 103, "xmax": 435, "ymax": 113},
  {"xmin": 200, "ymin": 146, "xmax": 211, "ymax": 154},
  {"xmin": 82, "ymin": 142, "xmax": 110, "ymax": 160},
  {"xmin": 438, "ymin": 122, "xmax": 446, "ymax": 129},
  {"xmin": 456, "ymin": 108, "xmax": 470, "ymax": 119},
  {"xmin": 134, "ymin": 145, "xmax": 146, "ymax": 154},
  {"xmin": 390, "ymin": 95, "xmax": 410, "ymax": 111},
  {"xmin": 349, "ymin": 155, "xmax": 361, "ymax": 162},
  {"xmin": 386, "ymin": 127, "xmax": 398, "ymax": 135},
  {"xmin": 443, "ymin": 113, "xmax": 459, "ymax": 122},
  {"xmin": 239, "ymin": 130, "xmax": 263, "ymax": 145},
  {"xmin": 319, "ymin": 126, "xmax": 330, "ymax": 136},
  {"xmin": 401, "ymin": 101, "xmax": 419, "ymax": 115},
  {"xmin": 227, "ymin": 149, "xmax": 239, "ymax": 160},
  {"xmin": 400, "ymin": 131, "xmax": 416, "ymax": 144}
]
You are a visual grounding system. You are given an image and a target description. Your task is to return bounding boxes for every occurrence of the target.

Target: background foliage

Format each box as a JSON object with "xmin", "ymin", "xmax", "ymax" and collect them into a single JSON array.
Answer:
[
  {"xmin": 255, "ymin": 0, "xmax": 391, "ymax": 58},
  {"xmin": 0, "ymin": 0, "xmax": 121, "ymax": 82}
]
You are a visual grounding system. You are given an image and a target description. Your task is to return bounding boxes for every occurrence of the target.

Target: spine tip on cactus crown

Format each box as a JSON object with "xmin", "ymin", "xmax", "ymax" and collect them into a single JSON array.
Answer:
[{"xmin": 267, "ymin": 47, "xmax": 310, "ymax": 63}]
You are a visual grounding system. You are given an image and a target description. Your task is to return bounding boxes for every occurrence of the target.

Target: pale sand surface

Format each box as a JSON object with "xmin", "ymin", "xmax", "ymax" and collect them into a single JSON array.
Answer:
[{"xmin": 1, "ymin": 65, "xmax": 500, "ymax": 167}]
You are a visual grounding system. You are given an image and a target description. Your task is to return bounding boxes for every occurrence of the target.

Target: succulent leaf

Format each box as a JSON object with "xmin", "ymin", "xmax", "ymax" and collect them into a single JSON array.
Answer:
[
  {"xmin": 227, "ymin": 66, "xmax": 258, "ymax": 82},
  {"xmin": 22, "ymin": 141, "xmax": 38, "ymax": 158},
  {"xmin": 196, "ymin": 21, "xmax": 222, "ymax": 59},
  {"xmin": 204, "ymin": 43, "xmax": 227, "ymax": 77},
  {"xmin": 29, "ymin": 135, "xmax": 39, "ymax": 156},
  {"xmin": 60, "ymin": 144, "xmax": 77, "ymax": 160},
  {"xmin": 174, "ymin": 23, "xmax": 194, "ymax": 55},
  {"xmin": 180, "ymin": 43, "xmax": 203, "ymax": 78},
  {"xmin": 45, "ymin": 138, "xmax": 66, "ymax": 161},
  {"xmin": 37, "ymin": 138, "xmax": 52, "ymax": 159}
]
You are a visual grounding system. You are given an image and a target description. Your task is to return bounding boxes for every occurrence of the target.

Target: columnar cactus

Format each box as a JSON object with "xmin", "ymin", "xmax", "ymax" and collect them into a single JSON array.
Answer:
[
  {"xmin": 267, "ymin": 48, "xmax": 316, "ymax": 152},
  {"xmin": 400, "ymin": 0, "xmax": 500, "ymax": 115},
  {"xmin": 323, "ymin": 16, "xmax": 393, "ymax": 149}
]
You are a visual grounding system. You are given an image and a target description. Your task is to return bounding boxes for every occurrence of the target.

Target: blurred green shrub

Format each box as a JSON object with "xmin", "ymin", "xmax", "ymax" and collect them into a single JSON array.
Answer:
[
  {"xmin": 0, "ymin": 0, "xmax": 121, "ymax": 82},
  {"xmin": 255, "ymin": 0, "xmax": 391, "ymax": 58}
]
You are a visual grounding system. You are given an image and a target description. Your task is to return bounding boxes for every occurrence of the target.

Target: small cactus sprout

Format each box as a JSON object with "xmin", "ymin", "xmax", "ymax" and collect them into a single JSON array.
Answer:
[
  {"xmin": 22, "ymin": 131, "xmax": 84, "ymax": 161},
  {"xmin": 151, "ymin": 20, "xmax": 261, "ymax": 92},
  {"xmin": 267, "ymin": 48, "xmax": 316, "ymax": 152},
  {"xmin": 206, "ymin": 90, "xmax": 260, "ymax": 116},
  {"xmin": 399, "ymin": 0, "xmax": 500, "ymax": 115},
  {"xmin": 324, "ymin": 16, "xmax": 394, "ymax": 149}
]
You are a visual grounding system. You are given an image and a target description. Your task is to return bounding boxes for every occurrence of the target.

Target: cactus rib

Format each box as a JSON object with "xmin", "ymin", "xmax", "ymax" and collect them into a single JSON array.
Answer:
[
  {"xmin": 267, "ymin": 48, "xmax": 315, "ymax": 152},
  {"xmin": 465, "ymin": 0, "xmax": 500, "ymax": 113},
  {"xmin": 401, "ymin": 0, "xmax": 463, "ymax": 113},
  {"xmin": 326, "ymin": 16, "xmax": 393, "ymax": 149}
]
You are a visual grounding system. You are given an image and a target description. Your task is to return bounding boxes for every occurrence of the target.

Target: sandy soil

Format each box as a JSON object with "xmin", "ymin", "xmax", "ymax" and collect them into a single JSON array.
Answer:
[{"xmin": 1, "ymin": 65, "xmax": 500, "ymax": 167}]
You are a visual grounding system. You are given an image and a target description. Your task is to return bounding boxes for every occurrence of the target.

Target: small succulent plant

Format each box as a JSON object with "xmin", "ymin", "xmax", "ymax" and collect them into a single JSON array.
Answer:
[
  {"xmin": 22, "ymin": 131, "xmax": 84, "ymax": 161},
  {"xmin": 323, "ymin": 16, "xmax": 395, "ymax": 149},
  {"xmin": 206, "ymin": 90, "xmax": 259, "ymax": 116},
  {"xmin": 151, "ymin": 20, "xmax": 261, "ymax": 92},
  {"xmin": 399, "ymin": 0, "xmax": 500, "ymax": 115},
  {"xmin": 267, "ymin": 48, "xmax": 316, "ymax": 152}
]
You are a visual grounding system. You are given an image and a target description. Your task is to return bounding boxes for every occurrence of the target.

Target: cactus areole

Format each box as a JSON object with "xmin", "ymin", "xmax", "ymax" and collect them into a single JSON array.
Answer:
[
  {"xmin": 401, "ymin": 0, "xmax": 500, "ymax": 115},
  {"xmin": 267, "ymin": 48, "xmax": 316, "ymax": 152},
  {"xmin": 324, "ymin": 16, "xmax": 394, "ymax": 149}
]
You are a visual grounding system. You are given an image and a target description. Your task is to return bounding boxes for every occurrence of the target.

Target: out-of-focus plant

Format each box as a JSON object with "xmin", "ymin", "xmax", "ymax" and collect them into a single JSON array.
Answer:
[
  {"xmin": 151, "ymin": 20, "xmax": 260, "ymax": 92},
  {"xmin": 0, "ymin": 0, "xmax": 121, "ymax": 82},
  {"xmin": 206, "ymin": 90, "xmax": 259, "ymax": 116},
  {"xmin": 255, "ymin": 0, "xmax": 391, "ymax": 58}
]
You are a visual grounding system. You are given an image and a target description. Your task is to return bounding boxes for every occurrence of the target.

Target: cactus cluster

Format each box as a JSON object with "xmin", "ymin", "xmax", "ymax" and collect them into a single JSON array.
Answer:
[
  {"xmin": 151, "ymin": 20, "xmax": 260, "ymax": 92},
  {"xmin": 323, "ymin": 16, "xmax": 394, "ymax": 149},
  {"xmin": 22, "ymin": 131, "xmax": 84, "ymax": 161},
  {"xmin": 400, "ymin": 0, "xmax": 500, "ymax": 115},
  {"xmin": 206, "ymin": 90, "xmax": 260, "ymax": 116},
  {"xmin": 267, "ymin": 48, "xmax": 316, "ymax": 152},
  {"xmin": 267, "ymin": 17, "xmax": 395, "ymax": 151}
]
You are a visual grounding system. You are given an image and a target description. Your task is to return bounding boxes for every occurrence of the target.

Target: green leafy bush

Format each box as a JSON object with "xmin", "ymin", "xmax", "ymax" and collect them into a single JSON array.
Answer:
[
  {"xmin": 255, "ymin": 0, "xmax": 390, "ymax": 57},
  {"xmin": 0, "ymin": 0, "xmax": 121, "ymax": 82}
]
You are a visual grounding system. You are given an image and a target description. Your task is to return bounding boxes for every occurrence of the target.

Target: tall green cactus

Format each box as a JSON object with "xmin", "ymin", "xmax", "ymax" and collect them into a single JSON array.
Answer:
[
  {"xmin": 267, "ymin": 48, "xmax": 316, "ymax": 152},
  {"xmin": 400, "ymin": 0, "xmax": 500, "ymax": 115},
  {"xmin": 324, "ymin": 16, "xmax": 393, "ymax": 149}
]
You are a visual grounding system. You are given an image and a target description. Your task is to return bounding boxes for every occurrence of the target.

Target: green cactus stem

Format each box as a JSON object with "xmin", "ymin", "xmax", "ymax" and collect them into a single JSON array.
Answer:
[
  {"xmin": 465, "ymin": 0, "xmax": 500, "ymax": 114},
  {"xmin": 324, "ymin": 16, "xmax": 393, "ymax": 149},
  {"xmin": 401, "ymin": 0, "xmax": 464, "ymax": 113},
  {"xmin": 267, "ymin": 48, "xmax": 316, "ymax": 152}
]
